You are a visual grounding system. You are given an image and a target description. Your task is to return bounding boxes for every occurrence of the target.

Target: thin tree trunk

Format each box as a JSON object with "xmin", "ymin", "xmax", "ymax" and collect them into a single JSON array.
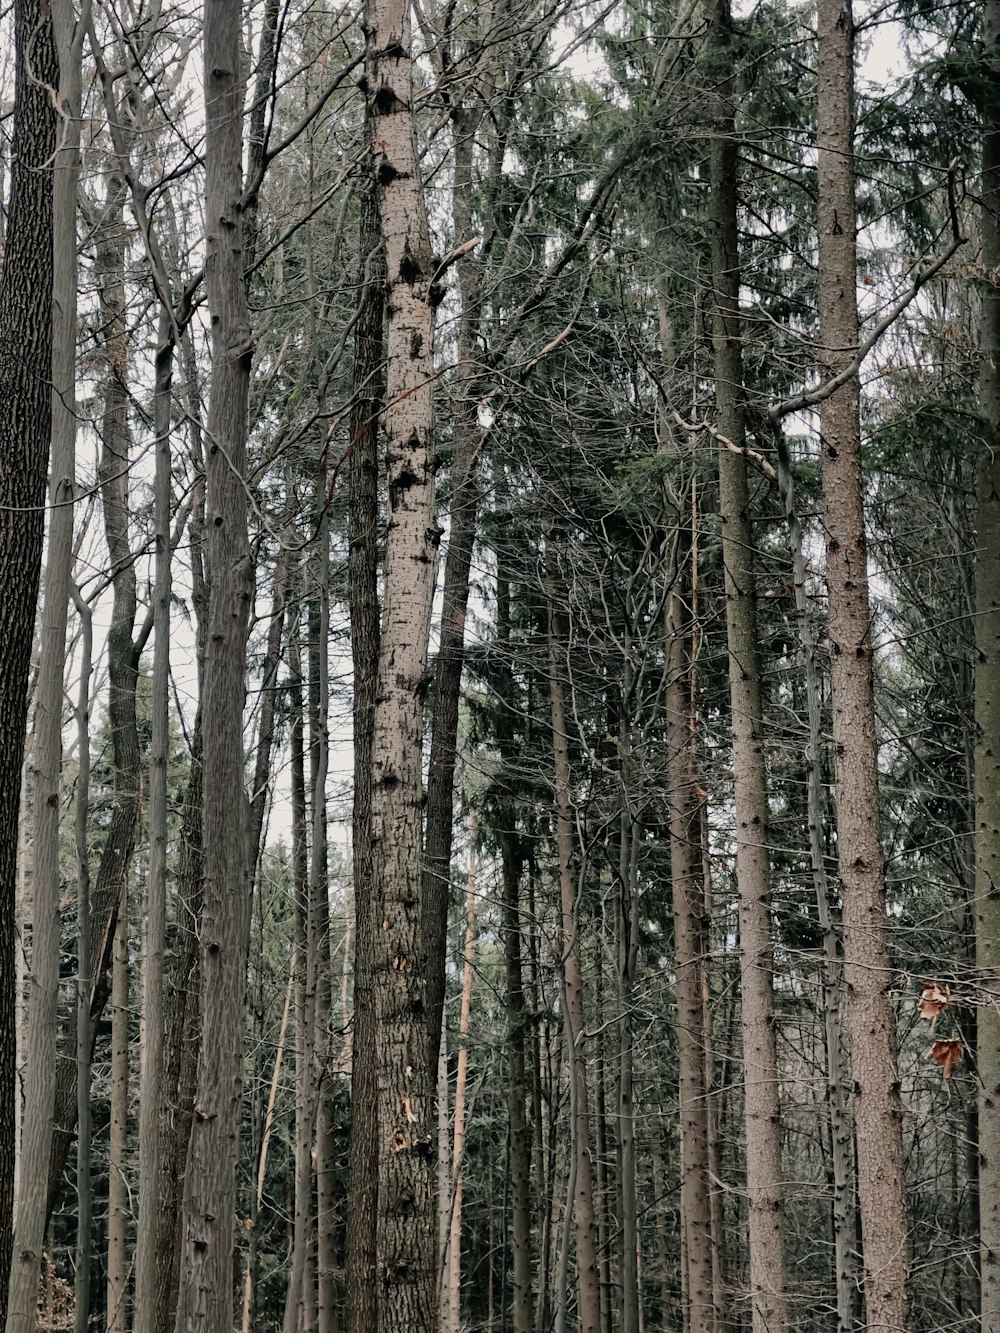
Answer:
[
  {"xmin": 423, "ymin": 107, "xmax": 483, "ymax": 1082},
  {"xmin": 0, "ymin": 0, "xmax": 58, "ymax": 1305},
  {"xmin": 6, "ymin": 0, "xmax": 76, "ymax": 1315},
  {"xmin": 708, "ymin": 6, "xmax": 787, "ymax": 1324},
  {"xmin": 107, "ymin": 906, "xmax": 129, "ymax": 1333},
  {"xmin": 979, "ymin": 7, "xmax": 1000, "ymax": 1333},
  {"xmin": 546, "ymin": 543, "xmax": 601, "ymax": 1333},
  {"xmin": 816, "ymin": 0, "xmax": 909, "ymax": 1325},
  {"xmin": 285, "ymin": 611, "xmax": 314, "ymax": 1333},
  {"xmin": 497, "ymin": 556, "xmax": 534, "ymax": 1333},
  {"xmin": 73, "ymin": 589, "xmax": 93, "ymax": 1333},
  {"xmin": 173, "ymin": 0, "xmax": 255, "ymax": 1320},
  {"xmin": 445, "ymin": 828, "xmax": 477, "ymax": 1333},
  {"xmin": 47, "ymin": 173, "xmax": 142, "ymax": 1227},
  {"xmin": 367, "ymin": 0, "xmax": 440, "ymax": 1320},
  {"xmin": 135, "ymin": 304, "xmax": 174, "ymax": 1333},
  {"xmin": 619, "ymin": 795, "xmax": 640, "ymax": 1333}
]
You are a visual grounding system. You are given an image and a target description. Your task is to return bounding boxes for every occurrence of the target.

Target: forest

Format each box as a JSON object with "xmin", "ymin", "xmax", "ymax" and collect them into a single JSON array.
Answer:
[{"xmin": 0, "ymin": 0, "xmax": 991, "ymax": 1327}]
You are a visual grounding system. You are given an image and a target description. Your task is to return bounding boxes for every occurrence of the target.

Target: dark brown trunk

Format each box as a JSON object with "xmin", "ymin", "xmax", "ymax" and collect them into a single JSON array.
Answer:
[{"xmin": 345, "ymin": 140, "xmax": 384, "ymax": 1333}]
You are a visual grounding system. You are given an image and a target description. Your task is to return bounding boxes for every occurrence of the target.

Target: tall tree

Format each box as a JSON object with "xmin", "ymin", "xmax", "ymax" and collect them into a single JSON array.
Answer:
[
  {"xmin": 366, "ymin": 0, "xmax": 440, "ymax": 1319},
  {"xmin": 0, "ymin": 0, "xmax": 58, "ymax": 1313},
  {"xmin": 708, "ymin": 2, "xmax": 788, "ymax": 1327},
  {"xmin": 815, "ymin": 0, "xmax": 910, "ymax": 1325},
  {"xmin": 978, "ymin": 3, "xmax": 1000, "ymax": 1329},
  {"xmin": 172, "ymin": 0, "xmax": 255, "ymax": 1322}
]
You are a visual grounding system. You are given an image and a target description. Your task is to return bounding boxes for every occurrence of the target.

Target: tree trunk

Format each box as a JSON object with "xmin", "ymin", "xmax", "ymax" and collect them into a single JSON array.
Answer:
[
  {"xmin": 135, "ymin": 304, "xmax": 174, "ymax": 1333},
  {"xmin": 6, "ymin": 3, "xmax": 75, "ymax": 1318},
  {"xmin": 0, "ymin": 0, "xmax": 58, "ymax": 1311},
  {"xmin": 546, "ymin": 543, "xmax": 601, "ymax": 1333},
  {"xmin": 172, "ymin": 0, "xmax": 255, "ymax": 1321},
  {"xmin": 708, "ymin": 6, "xmax": 787, "ymax": 1325},
  {"xmin": 445, "ymin": 831, "xmax": 477, "ymax": 1333},
  {"xmin": 73, "ymin": 588, "xmax": 93, "ymax": 1333},
  {"xmin": 345, "ymin": 136, "xmax": 384, "ymax": 1333},
  {"xmin": 108, "ymin": 906, "xmax": 129, "ymax": 1333},
  {"xmin": 367, "ymin": 0, "xmax": 440, "ymax": 1321},
  {"xmin": 816, "ymin": 0, "xmax": 909, "ymax": 1325},
  {"xmin": 423, "ymin": 106, "xmax": 483, "ymax": 1083},
  {"xmin": 979, "ymin": 5, "xmax": 1000, "ymax": 1331}
]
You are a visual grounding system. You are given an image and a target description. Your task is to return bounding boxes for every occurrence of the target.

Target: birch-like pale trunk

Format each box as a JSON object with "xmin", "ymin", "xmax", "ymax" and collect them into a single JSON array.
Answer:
[
  {"xmin": 367, "ymin": 0, "xmax": 440, "ymax": 1324},
  {"xmin": 816, "ymin": 0, "xmax": 909, "ymax": 1325}
]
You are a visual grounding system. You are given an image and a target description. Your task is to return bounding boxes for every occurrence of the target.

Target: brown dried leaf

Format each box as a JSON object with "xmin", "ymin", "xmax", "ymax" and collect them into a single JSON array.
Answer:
[
  {"xmin": 919, "ymin": 981, "xmax": 950, "ymax": 1021},
  {"xmin": 926, "ymin": 1038, "xmax": 962, "ymax": 1080}
]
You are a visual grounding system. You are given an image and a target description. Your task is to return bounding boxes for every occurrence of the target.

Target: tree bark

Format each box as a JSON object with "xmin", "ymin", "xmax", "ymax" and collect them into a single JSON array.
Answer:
[
  {"xmin": 0, "ymin": 0, "xmax": 58, "ymax": 1311},
  {"xmin": 73, "ymin": 590, "xmax": 93, "ymax": 1333},
  {"xmin": 445, "ymin": 828, "xmax": 477, "ymax": 1333},
  {"xmin": 708, "ymin": 6, "xmax": 787, "ymax": 1325},
  {"xmin": 979, "ymin": 4, "xmax": 1000, "ymax": 1330},
  {"xmin": 6, "ymin": 2, "xmax": 75, "ymax": 1318},
  {"xmin": 546, "ymin": 542, "xmax": 601, "ymax": 1333},
  {"xmin": 172, "ymin": 0, "xmax": 255, "ymax": 1321},
  {"xmin": 816, "ymin": 0, "xmax": 909, "ymax": 1325},
  {"xmin": 367, "ymin": 0, "xmax": 440, "ymax": 1322},
  {"xmin": 345, "ymin": 144, "xmax": 384, "ymax": 1333}
]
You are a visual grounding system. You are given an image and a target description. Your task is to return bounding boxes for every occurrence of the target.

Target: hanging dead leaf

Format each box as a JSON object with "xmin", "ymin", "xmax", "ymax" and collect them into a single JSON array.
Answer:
[
  {"xmin": 926, "ymin": 1038, "xmax": 962, "ymax": 1080},
  {"xmin": 919, "ymin": 981, "xmax": 950, "ymax": 1021}
]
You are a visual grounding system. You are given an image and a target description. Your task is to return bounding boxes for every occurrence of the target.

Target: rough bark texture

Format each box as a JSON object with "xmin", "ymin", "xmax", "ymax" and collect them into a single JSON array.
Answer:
[
  {"xmin": 445, "ymin": 833, "xmax": 477, "ymax": 1333},
  {"xmin": 708, "ymin": 7, "xmax": 787, "ymax": 1326},
  {"xmin": 979, "ymin": 3, "xmax": 1000, "ymax": 1327},
  {"xmin": 816, "ymin": 0, "xmax": 909, "ymax": 1325},
  {"xmin": 345, "ymin": 155, "xmax": 384, "ymax": 1333},
  {"xmin": 0, "ymin": 0, "xmax": 58, "ymax": 1312},
  {"xmin": 546, "ymin": 547, "xmax": 601, "ymax": 1333},
  {"xmin": 367, "ymin": 0, "xmax": 440, "ymax": 1323},
  {"xmin": 172, "ymin": 0, "xmax": 254, "ymax": 1322},
  {"xmin": 5, "ymin": 4, "xmax": 70, "ymax": 1322}
]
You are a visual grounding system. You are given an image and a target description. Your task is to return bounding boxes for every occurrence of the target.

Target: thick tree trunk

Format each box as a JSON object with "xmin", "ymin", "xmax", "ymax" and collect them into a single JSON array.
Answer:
[
  {"xmin": 367, "ymin": 0, "xmax": 440, "ymax": 1323},
  {"xmin": 172, "ymin": 0, "xmax": 255, "ymax": 1322},
  {"xmin": 708, "ymin": 6, "xmax": 787, "ymax": 1326},
  {"xmin": 345, "ymin": 151, "xmax": 384, "ymax": 1333},
  {"xmin": 979, "ymin": 5, "xmax": 1000, "ymax": 1330},
  {"xmin": 6, "ymin": 4, "xmax": 77, "ymax": 1316},
  {"xmin": 0, "ymin": 0, "xmax": 58, "ymax": 1311},
  {"xmin": 816, "ymin": 0, "xmax": 909, "ymax": 1326},
  {"xmin": 546, "ymin": 544, "xmax": 601, "ymax": 1333}
]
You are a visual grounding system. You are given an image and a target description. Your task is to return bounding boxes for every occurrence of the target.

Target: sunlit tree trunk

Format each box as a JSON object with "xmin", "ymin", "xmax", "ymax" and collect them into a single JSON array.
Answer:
[{"xmin": 816, "ymin": 0, "xmax": 909, "ymax": 1325}]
